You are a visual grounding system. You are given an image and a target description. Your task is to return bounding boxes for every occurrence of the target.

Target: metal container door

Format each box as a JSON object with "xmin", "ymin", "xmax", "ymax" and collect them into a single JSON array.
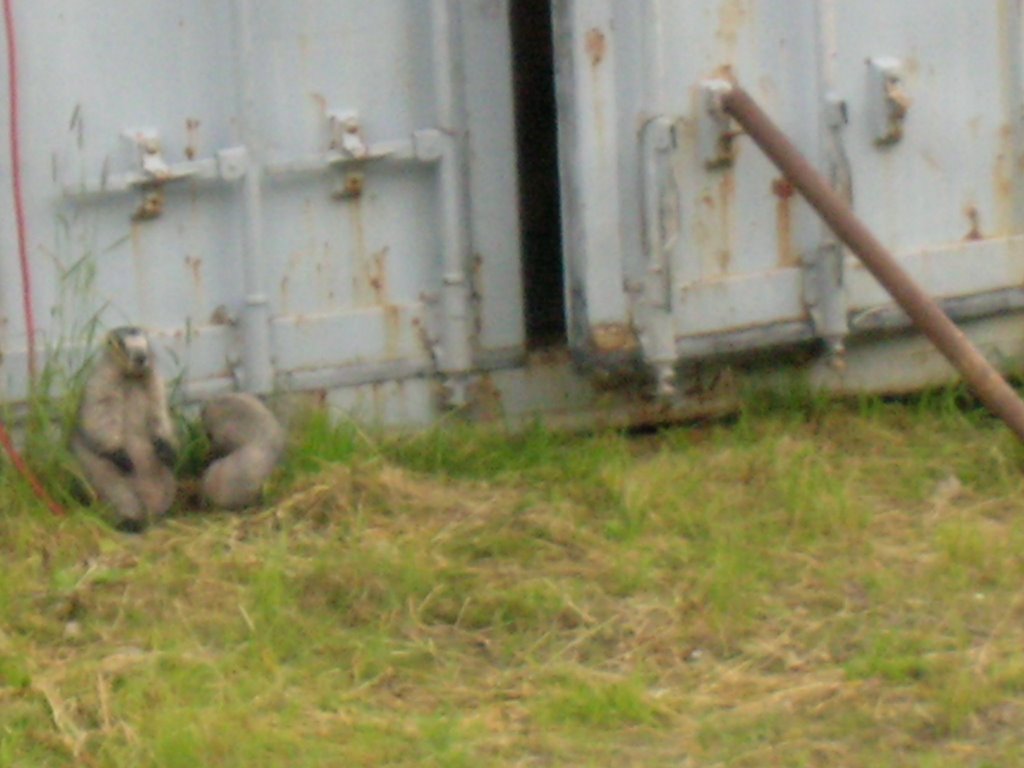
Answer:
[
  {"xmin": 554, "ymin": 0, "xmax": 1024, "ymax": 394},
  {"xmin": 5, "ymin": 1, "xmax": 523, "ymax": 415}
]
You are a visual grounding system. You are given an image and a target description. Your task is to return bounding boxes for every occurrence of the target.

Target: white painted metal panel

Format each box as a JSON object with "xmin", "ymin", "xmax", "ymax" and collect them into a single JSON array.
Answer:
[
  {"xmin": 3, "ymin": 0, "xmax": 1024, "ymax": 429},
  {"xmin": 555, "ymin": 0, "xmax": 1024, "ymax": 384},
  {"xmin": 833, "ymin": 0, "xmax": 1020, "ymax": 251},
  {"xmin": 0, "ymin": 0, "xmax": 523, "ymax": 411},
  {"xmin": 1, "ymin": 0, "xmax": 243, "ymax": 402}
]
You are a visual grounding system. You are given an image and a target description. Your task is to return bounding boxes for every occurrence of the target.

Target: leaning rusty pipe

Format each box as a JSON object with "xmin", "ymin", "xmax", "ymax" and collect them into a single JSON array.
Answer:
[{"xmin": 720, "ymin": 84, "xmax": 1024, "ymax": 443}]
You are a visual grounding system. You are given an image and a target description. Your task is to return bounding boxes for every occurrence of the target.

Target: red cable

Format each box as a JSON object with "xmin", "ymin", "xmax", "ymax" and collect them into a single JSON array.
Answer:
[
  {"xmin": 3, "ymin": 0, "xmax": 36, "ymax": 381},
  {"xmin": 0, "ymin": 421, "xmax": 65, "ymax": 516},
  {"xmin": 0, "ymin": 1, "xmax": 64, "ymax": 517}
]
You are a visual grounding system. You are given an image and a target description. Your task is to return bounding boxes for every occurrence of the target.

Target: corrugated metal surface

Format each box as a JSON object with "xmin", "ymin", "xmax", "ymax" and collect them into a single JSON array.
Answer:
[{"xmin": 2, "ymin": 1, "xmax": 1024, "ymax": 426}]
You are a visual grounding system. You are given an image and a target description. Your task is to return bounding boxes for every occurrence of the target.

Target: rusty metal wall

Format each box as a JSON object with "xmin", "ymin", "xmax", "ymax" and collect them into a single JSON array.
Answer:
[
  {"xmin": 556, "ymin": 0, "xmax": 1024, "ymax": 398},
  {"xmin": 3, "ymin": 0, "xmax": 1024, "ymax": 428},
  {"xmin": 0, "ymin": 0, "xmax": 523, "ymax": 415}
]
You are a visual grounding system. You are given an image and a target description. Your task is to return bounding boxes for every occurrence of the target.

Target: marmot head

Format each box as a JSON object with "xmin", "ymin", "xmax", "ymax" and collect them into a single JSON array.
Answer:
[{"xmin": 105, "ymin": 326, "xmax": 153, "ymax": 377}]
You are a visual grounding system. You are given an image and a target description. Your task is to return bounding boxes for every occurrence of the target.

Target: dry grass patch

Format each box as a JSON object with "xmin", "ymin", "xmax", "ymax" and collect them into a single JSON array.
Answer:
[{"xmin": 3, "ymin": 396, "xmax": 1024, "ymax": 765}]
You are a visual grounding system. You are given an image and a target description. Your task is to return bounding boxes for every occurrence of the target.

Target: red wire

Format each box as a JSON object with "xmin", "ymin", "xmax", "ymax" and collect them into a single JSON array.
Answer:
[
  {"xmin": 0, "ymin": 421, "xmax": 65, "ymax": 516},
  {"xmin": 3, "ymin": 0, "xmax": 36, "ymax": 381},
  {"xmin": 0, "ymin": 0, "xmax": 64, "ymax": 517}
]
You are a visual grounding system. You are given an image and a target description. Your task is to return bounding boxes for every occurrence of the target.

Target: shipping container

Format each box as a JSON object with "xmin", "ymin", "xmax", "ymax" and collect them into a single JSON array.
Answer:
[{"xmin": 2, "ymin": 0, "xmax": 1023, "ymax": 428}]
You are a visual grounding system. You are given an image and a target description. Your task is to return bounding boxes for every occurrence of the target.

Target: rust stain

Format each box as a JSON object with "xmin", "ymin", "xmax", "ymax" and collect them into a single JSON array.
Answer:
[
  {"xmin": 686, "ymin": 107, "xmax": 737, "ymax": 278},
  {"xmin": 368, "ymin": 247, "xmax": 390, "ymax": 304},
  {"xmin": 471, "ymin": 253, "xmax": 484, "ymax": 335},
  {"xmin": 468, "ymin": 373, "xmax": 504, "ymax": 422},
  {"xmin": 131, "ymin": 190, "xmax": 164, "ymax": 222},
  {"xmin": 412, "ymin": 315, "xmax": 438, "ymax": 364},
  {"xmin": 184, "ymin": 254, "xmax": 203, "ymax": 289},
  {"xmin": 713, "ymin": 63, "xmax": 737, "ymax": 83},
  {"xmin": 348, "ymin": 197, "xmax": 374, "ymax": 308},
  {"xmin": 702, "ymin": 66, "xmax": 742, "ymax": 170},
  {"xmin": 772, "ymin": 178, "xmax": 798, "ymax": 267},
  {"xmin": 771, "ymin": 178, "xmax": 795, "ymax": 199},
  {"xmin": 292, "ymin": 198, "xmax": 328, "ymax": 310},
  {"xmin": 383, "ymin": 304, "xmax": 401, "ymax": 358},
  {"xmin": 994, "ymin": 123, "xmax": 1014, "ymax": 235},
  {"xmin": 715, "ymin": 172, "xmax": 736, "ymax": 273},
  {"xmin": 585, "ymin": 28, "xmax": 608, "ymax": 148},
  {"xmin": 964, "ymin": 204, "xmax": 983, "ymax": 241},
  {"xmin": 209, "ymin": 305, "xmax": 233, "ymax": 326},
  {"xmin": 590, "ymin": 323, "xmax": 639, "ymax": 355},
  {"xmin": 585, "ymin": 28, "xmax": 606, "ymax": 67},
  {"xmin": 716, "ymin": 0, "xmax": 750, "ymax": 51},
  {"xmin": 333, "ymin": 171, "xmax": 365, "ymax": 201},
  {"xmin": 996, "ymin": 0, "xmax": 1020, "ymax": 234},
  {"xmin": 310, "ymin": 91, "xmax": 327, "ymax": 117},
  {"xmin": 185, "ymin": 118, "xmax": 200, "ymax": 161},
  {"xmin": 921, "ymin": 150, "xmax": 942, "ymax": 174}
]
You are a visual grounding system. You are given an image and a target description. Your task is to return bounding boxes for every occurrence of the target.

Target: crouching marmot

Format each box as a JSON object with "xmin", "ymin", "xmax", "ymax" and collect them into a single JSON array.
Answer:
[
  {"xmin": 200, "ymin": 393, "xmax": 285, "ymax": 509},
  {"xmin": 71, "ymin": 327, "xmax": 178, "ymax": 531}
]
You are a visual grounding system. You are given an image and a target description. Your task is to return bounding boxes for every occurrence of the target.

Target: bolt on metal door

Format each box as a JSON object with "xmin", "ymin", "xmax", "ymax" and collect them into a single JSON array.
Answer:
[{"xmin": 554, "ymin": 0, "xmax": 1024, "ymax": 393}]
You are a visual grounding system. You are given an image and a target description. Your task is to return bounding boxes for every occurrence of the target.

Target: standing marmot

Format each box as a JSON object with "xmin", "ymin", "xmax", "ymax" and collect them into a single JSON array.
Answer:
[
  {"xmin": 200, "ymin": 393, "xmax": 285, "ymax": 509},
  {"xmin": 71, "ymin": 327, "xmax": 178, "ymax": 531}
]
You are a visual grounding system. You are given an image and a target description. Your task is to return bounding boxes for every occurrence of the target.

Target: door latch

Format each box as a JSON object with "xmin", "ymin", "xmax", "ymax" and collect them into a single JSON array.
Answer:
[
  {"xmin": 867, "ymin": 58, "xmax": 910, "ymax": 146},
  {"xmin": 700, "ymin": 79, "xmax": 741, "ymax": 169}
]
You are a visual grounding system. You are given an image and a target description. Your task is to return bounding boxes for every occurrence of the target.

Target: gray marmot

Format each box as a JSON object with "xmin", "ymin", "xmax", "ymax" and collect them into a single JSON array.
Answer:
[
  {"xmin": 200, "ymin": 393, "xmax": 285, "ymax": 509},
  {"xmin": 71, "ymin": 327, "xmax": 178, "ymax": 531}
]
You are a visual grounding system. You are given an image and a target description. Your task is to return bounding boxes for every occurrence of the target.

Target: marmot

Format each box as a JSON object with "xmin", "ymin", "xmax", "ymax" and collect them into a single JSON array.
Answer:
[
  {"xmin": 71, "ymin": 327, "xmax": 178, "ymax": 531},
  {"xmin": 200, "ymin": 393, "xmax": 285, "ymax": 509}
]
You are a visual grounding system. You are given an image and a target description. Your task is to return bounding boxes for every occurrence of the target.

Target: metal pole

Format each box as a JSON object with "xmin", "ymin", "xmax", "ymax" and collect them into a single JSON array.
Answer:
[
  {"xmin": 720, "ymin": 84, "xmax": 1024, "ymax": 443},
  {"xmin": 809, "ymin": 0, "xmax": 850, "ymax": 355},
  {"xmin": 430, "ymin": 0, "xmax": 474, "ymax": 407},
  {"xmin": 233, "ymin": 0, "xmax": 274, "ymax": 394}
]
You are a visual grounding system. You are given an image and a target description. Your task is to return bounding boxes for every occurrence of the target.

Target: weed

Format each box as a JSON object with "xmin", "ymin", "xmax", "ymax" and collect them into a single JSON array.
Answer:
[
  {"xmin": 2, "ymin": 383, "xmax": 1024, "ymax": 764},
  {"xmin": 535, "ymin": 673, "xmax": 664, "ymax": 729}
]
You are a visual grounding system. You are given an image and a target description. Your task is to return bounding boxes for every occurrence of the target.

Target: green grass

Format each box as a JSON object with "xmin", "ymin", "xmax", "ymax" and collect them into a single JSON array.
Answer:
[{"xmin": 4, "ymin": 386, "xmax": 1024, "ymax": 765}]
